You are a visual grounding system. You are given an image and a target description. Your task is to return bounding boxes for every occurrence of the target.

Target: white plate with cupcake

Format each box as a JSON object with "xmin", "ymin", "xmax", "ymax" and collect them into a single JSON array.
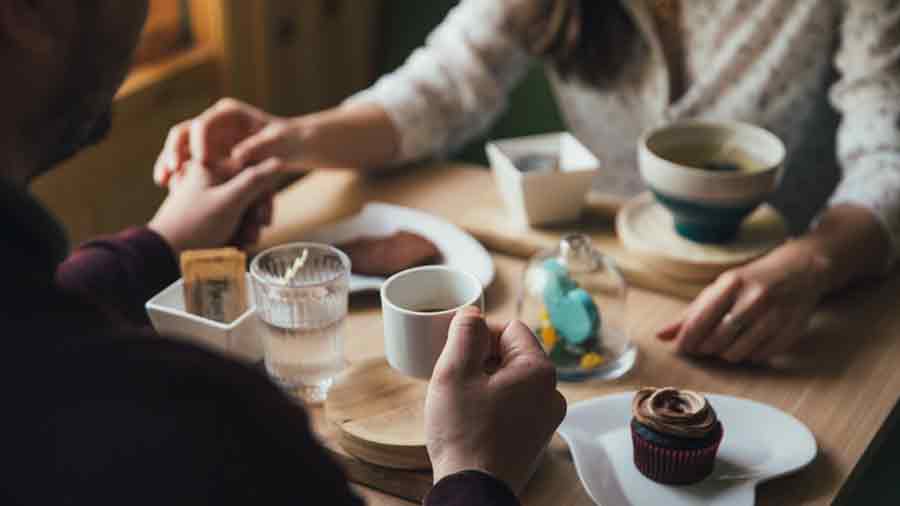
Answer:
[{"xmin": 558, "ymin": 388, "xmax": 816, "ymax": 505}]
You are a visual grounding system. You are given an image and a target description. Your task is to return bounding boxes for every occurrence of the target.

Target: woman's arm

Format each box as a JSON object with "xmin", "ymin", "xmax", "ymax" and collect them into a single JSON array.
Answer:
[
  {"xmin": 826, "ymin": 0, "xmax": 900, "ymax": 265},
  {"xmin": 657, "ymin": 0, "xmax": 900, "ymax": 363},
  {"xmin": 227, "ymin": 102, "xmax": 401, "ymax": 171},
  {"xmin": 342, "ymin": 0, "xmax": 535, "ymax": 165},
  {"xmin": 798, "ymin": 204, "xmax": 892, "ymax": 294},
  {"xmin": 154, "ymin": 0, "xmax": 539, "ymax": 184}
]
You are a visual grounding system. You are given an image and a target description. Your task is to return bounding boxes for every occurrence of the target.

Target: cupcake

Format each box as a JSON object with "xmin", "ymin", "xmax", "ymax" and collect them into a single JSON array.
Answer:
[{"xmin": 631, "ymin": 387, "xmax": 723, "ymax": 485}]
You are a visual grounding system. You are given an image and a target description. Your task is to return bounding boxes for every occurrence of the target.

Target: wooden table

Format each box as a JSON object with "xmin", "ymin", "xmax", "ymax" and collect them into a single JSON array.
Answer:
[{"xmin": 259, "ymin": 164, "xmax": 900, "ymax": 505}]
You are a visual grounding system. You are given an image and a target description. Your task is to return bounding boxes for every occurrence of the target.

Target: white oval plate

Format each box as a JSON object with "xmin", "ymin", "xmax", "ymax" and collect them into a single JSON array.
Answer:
[
  {"xmin": 558, "ymin": 392, "xmax": 817, "ymax": 505},
  {"xmin": 303, "ymin": 202, "xmax": 495, "ymax": 293}
]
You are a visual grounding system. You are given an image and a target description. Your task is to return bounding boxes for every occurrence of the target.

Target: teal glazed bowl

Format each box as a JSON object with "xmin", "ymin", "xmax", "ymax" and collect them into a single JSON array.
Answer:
[{"xmin": 638, "ymin": 120, "xmax": 786, "ymax": 244}]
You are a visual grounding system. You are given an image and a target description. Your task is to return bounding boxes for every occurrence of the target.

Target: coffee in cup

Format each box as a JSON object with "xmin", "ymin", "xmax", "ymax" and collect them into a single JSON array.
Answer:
[{"xmin": 380, "ymin": 266, "xmax": 484, "ymax": 379}]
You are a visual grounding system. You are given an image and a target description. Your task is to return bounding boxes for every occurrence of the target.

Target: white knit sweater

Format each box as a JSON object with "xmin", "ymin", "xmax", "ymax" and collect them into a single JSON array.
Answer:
[{"xmin": 350, "ymin": 0, "xmax": 900, "ymax": 255}]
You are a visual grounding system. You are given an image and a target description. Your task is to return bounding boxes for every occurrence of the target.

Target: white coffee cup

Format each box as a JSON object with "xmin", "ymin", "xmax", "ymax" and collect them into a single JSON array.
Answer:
[{"xmin": 380, "ymin": 266, "xmax": 485, "ymax": 379}]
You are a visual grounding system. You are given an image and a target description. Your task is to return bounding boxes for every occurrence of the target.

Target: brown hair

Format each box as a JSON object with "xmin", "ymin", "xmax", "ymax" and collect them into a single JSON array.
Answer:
[{"xmin": 525, "ymin": 0, "xmax": 637, "ymax": 87}]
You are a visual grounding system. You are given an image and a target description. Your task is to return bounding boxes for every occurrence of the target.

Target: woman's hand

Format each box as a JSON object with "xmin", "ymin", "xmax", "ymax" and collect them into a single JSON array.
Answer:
[
  {"xmin": 148, "ymin": 159, "xmax": 283, "ymax": 254},
  {"xmin": 152, "ymin": 98, "xmax": 308, "ymax": 186},
  {"xmin": 657, "ymin": 241, "xmax": 834, "ymax": 363},
  {"xmin": 153, "ymin": 98, "xmax": 399, "ymax": 187}
]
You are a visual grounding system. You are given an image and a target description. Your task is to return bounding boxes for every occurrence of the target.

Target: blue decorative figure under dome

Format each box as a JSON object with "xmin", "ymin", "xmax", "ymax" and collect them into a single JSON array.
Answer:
[{"xmin": 519, "ymin": 234, "xmax": 636, "ymax": 381}]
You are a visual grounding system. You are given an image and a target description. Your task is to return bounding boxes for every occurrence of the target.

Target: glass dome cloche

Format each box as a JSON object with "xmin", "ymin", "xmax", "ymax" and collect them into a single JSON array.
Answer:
[{"xmin": 518, "ymin": 234, "xmax": 635, "ymax": 381}]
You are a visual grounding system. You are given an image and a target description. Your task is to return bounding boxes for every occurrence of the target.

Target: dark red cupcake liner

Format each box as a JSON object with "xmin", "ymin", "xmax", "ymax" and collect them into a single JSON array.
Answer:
[{"xmin": 631, "ymin": 422, "xmax": 723, "ymax": 485}]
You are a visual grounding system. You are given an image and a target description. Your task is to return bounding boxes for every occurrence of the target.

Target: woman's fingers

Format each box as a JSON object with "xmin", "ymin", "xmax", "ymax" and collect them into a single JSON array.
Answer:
[
  {"xmin": 232, "ymin": 122, "xmax": 294, "ymax": 167},
  {"xmin": 748, "ymin": 313, "xmax": 810, "ymax": 362},
  {"xmin": 675, "ymin": 273, "xmax": 743, "ymax": 354},
  {"xmin": 190, "ymin": 98, "xmax": 266, "ymax": 166},
  {"xmin": 697, "ymin": 283, "xmax": 769, "ymax": 356},
  {"xmin": 719, "ymin": 311, "xmax": 782, "ymax": 363},
  {"xmin": 154, "ymin": 120, "xmax": 191, "ymax": 186},
  {"xmin": 656, "ymin": 320, "xmax": 681, "ymax": 341}
]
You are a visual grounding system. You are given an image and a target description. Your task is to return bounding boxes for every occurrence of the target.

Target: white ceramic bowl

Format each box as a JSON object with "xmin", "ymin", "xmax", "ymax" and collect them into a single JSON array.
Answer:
[
  {"xmin": 145, "ymin": 274, "xmax": 261, "ymax": 363},
  {"xmin": 487, "ymin": 132, "xmax": 600, "ymax": 226},
  {"xmin": 638, "ymin": 120, "xmax": 785, "ymax": 243}
]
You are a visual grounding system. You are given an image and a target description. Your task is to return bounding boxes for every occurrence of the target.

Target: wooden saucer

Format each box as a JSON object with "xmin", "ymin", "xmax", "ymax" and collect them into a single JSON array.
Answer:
[
  {"xmin": 325, "ymin": 358, "xmax": 430, "ymax": 470},
  {"xmin": 616, "ymin": 193, "xmax": 788, "ymax": 282}
]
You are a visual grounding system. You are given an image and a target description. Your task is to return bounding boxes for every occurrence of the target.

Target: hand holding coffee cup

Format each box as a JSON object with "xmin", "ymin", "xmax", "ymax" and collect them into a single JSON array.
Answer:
[
  {"xmin": 425, "ymin": 307, "xmax": 567, "ymax": 495},
  {"xmin": 638, "ymin": 120, "xmax": 786, "ymax": 244},
  {"xmin": 380, "ymin": 266, "xmax": 485, "ymax": 379}
]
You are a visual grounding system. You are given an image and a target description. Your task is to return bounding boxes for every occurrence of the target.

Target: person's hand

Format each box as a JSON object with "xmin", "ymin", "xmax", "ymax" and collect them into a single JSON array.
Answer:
[
  {"xmin": 153, "ymin": 98, "xmax": 310, "ymax": 186},
  {"xmin": 657, "ymin": 242, "xmax": 833, "ymax": 363},
  {"xmin": 425, "ymin": 307, "xmax": 567, "ymax": 495},
  {"xmin": 148, "ymin": 158, "xmax": 283, "ymax": 254}
]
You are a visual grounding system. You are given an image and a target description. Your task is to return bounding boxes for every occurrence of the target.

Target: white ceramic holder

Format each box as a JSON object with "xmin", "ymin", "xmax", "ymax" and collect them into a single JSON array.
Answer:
[
  {"xmin": 145, "ymin": 274, "xmax": 262, "ymax": 363},
  {"xmin": 487, "ymin": 132, "xmax": 600, "ymax": 226}
]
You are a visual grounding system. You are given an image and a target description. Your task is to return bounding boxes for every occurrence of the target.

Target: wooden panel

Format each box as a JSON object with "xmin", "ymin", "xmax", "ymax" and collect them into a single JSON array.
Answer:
[
  {"xmin": 189, "ymin": 0, "xmax": 265, "ymax": 103},
  {"xmin": 32, "ymin": 47, "xmax": 221, "ymax": 245},
  {"xmin": 186, "ymin": 0, "xmax": 381, "ymax": 112},
  {"xmin": 135, "ymin": 0, "xmax": 189, "ymax": 65},
  {"xmin": 256, "ymin": 0, "xmax": 382, "ymax": 115}
]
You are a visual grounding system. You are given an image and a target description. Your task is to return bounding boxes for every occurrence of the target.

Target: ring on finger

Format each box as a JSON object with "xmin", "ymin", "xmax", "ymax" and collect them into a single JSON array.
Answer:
[{"xmin": 722, "ymin": 312, "xmax": 749, "ymax": 340}]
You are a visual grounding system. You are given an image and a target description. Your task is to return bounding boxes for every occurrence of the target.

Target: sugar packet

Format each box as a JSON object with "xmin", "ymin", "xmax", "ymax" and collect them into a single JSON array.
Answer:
[{"xmin": 180, "ymin": 248, "xmax": 247, "ymax": 323}]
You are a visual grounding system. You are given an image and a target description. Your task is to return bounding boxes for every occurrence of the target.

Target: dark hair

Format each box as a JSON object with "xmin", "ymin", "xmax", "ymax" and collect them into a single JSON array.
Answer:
[{"xmin": 526, "ymin": 0, "xmax": 637, "ymax": 87}]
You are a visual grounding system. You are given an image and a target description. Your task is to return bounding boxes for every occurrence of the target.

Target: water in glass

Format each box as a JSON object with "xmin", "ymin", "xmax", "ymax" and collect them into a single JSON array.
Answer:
[{"xmin": 251, "ymin": 243, "xmax": 350, "ymax": 403}]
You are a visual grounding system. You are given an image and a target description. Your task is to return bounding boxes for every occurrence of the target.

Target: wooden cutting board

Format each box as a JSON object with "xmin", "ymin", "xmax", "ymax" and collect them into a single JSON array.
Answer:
[{"xmin": 258, "ymin": 164, "xmax": 710, "ymax": 299}]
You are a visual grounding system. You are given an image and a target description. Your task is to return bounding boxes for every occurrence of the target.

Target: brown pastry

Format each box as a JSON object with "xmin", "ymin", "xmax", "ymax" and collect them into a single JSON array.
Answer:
[
  {"xmin": 630, "ymin": 387, "xmax": 724, "ymax": 485},
  {"xmin": 337, "ymin": 231, "xmax": 441, "ymax": 277}
]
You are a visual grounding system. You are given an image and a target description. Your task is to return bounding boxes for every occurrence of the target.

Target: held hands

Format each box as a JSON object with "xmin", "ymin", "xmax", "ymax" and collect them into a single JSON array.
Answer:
[
  {"xmin": 148, "ymin": 159, "xmax": 283, "ymax": 254},
  {"xmin": 425, "ymin": 307, "xmax": 567, "ymax": 495},
  {"xmin": 153, "ymin": 98, "xmax": 310, "ymax": 187},
  {"xmin": 657, "ymin": 242, "xmax": 833, "ymax": 363}
]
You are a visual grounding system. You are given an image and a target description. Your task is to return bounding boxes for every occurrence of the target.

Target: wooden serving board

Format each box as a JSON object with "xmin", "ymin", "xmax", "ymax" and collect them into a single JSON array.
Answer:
[
  {"xmin": 258, "ymin": 164, "xmax": 710, "ymax": 299},
  {"xmin": 312, "ymin": 411, "xmax": 433, "ymax": 503},
  {"xmin": 325, "ymin": 358, "xmax": 430, "ymax": 471},
  {"xmin": 616, "ymin": 193, "xmax": 788, "ymax": 282}
]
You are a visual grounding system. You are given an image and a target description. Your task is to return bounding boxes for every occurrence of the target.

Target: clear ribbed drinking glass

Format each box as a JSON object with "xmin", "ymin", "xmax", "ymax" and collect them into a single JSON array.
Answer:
[{"xmin": 250, "ymin": 243, "xmax": 350, "ymax": 403}]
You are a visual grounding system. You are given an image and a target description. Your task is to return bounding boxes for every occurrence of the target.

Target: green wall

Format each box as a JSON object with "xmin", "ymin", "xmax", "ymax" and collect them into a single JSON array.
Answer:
[{"xmin": 379, "ymin": 0, "xmax": 565, "ymax": 165}]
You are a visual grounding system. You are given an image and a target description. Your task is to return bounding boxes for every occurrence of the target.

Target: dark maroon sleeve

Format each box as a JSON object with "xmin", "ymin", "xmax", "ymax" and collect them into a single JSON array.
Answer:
[
  {"xmin": 424, "ymin": 471, "xmax": 520, "ymax": 506},
  {"xmin": 55, "ymin": 226, "xmax": 179, "ymax": 326}
]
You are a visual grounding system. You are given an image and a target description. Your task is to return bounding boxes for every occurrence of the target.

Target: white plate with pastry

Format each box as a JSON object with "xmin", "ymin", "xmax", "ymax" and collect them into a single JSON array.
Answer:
[
  {"xmin": 558, "ymin": 392, "xmax": 817, "ymax": 505},
  {"xmin": 303, "ymin": 202, "xmax": 495, "ymax": 293}
]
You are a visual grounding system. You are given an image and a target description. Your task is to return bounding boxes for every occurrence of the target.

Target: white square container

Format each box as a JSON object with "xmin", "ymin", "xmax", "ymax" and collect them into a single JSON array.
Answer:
[
  {"xmin": 145, "ymin": 274, "xmax": 262, "ymax": 362},
  {"xmin": 486, "ymin": 132, "xmax": 600, "ymax": 226}
]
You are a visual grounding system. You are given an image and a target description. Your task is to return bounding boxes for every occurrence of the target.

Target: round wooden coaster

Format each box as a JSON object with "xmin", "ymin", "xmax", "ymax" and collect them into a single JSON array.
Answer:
[
  {"xmin": 325, "ymin": 357, "xmax": 430, "ymax": 470},
  {"xmin": 616, "ymin": 193, "xmax": 788, "ymax": 282}
]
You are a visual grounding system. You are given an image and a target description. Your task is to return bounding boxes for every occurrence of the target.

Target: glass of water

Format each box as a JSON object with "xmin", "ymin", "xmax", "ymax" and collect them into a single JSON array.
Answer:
[{"xmin": 250, "ymin": 242, "xmax": 350, "ymax": 403}]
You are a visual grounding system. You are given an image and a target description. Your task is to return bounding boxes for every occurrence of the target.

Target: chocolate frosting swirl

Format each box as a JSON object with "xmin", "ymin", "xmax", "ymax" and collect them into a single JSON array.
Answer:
[{"xmin": 632, "ymin": 387, "xmax": 718, "ymax": 439}]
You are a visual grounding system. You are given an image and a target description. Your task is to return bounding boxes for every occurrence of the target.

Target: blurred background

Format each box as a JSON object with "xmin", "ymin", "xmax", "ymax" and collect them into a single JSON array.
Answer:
[{"xmin": 34, "ymin": 0, "xmax": 563, "ymax": 246}]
